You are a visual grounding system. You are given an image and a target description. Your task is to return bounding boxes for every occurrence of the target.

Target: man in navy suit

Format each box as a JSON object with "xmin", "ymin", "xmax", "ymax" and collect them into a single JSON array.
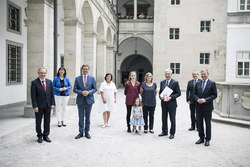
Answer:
[
  {"xmin": 31, "ymin": 67, "xmax": 55, "ymax": 143},
  {"xmin": 74, "ymin": 64, "xmax": 97, "ymax": 139},
  {"xmin": 158, "ymin": 69, "xmax": 181, "ymax": 139},
  {"xmin": 186, "ymin": 71, "xmax": 201, "ymax": 131},
  {"xmin": 194, "ymin": 69, "xmax": 217, "ymax": 147}
]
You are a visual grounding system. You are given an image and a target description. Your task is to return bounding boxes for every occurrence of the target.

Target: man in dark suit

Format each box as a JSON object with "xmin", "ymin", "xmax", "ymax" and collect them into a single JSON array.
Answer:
[
  {"xmin": 31, "ymin": 67, "xmax": 55, "ymax": 143},
  {"xmin": 186, "ymin": 71, "xmax": 201, "ymax": 131},
  {"xmin": 194, "ymin": 69, "xmax": 217, "ymax": 147},
  {"xmin": 159, "ymin": 69, "xmax": 181, "ymax": 139},
  {"xmin": 74, "ymin": 64, "xmax": 97, "ymax": 139}
]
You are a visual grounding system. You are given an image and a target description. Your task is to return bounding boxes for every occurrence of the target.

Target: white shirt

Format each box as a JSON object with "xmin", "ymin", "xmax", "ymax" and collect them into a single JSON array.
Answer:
[
  {"xmin": 39, "ymin": 78, "xmax": 46, "ymax": 86},
  {"xmin": 202, "ymin": 79, "xmax": 208, "ymax": 89},
  {"xmin": 83, "ymin": 74, "xmax": 88, "ymax": 85},
  {"xmin": 166, "ymin": 78, "xmax": 171, "ymax": 86}
]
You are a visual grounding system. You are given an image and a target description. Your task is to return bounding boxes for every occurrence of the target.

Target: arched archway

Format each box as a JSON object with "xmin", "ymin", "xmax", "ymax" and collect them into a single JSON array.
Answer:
[{"xmin": 120, "ymin": 54, "xmax": 152, "ymax": 85}]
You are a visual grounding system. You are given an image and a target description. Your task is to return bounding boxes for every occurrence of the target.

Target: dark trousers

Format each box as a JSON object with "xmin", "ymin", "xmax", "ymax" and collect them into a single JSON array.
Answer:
[
  {"xmin": 35, "ymin": 107, "xmax": 51, "ymax": 138},
  {"xmin": 143, "ymin": 106, "xmax": 155, "ymax": 130},
  {"xmin": 126, "ymin": 105, "xmax": 132, "ymax": 127},
  {"xmin": 189, "ymin": 102, "xmax": 198, "ymax": 129},
  {"xmin": 161, "ymin": 103, "xmax": 176, "ymax": 135},
  {"xmin": 77, "ymin": 100, "xmax": 92, "ymax": 133},
  {"xmin": 196, "ymin": 109, "xmax": 212, "ymax": 141}
]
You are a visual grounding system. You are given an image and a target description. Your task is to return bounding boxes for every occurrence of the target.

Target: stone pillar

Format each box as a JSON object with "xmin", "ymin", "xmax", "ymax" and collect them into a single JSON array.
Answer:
[
  {"xmin": 106, "ymin": 45, "xmax": 115, "ymax": 76},
  {"xmin": 24, "ymin": 0, "xmax": 54, "ymax": 118},
  {"xmin": 63, "ymin": 18, "xmax": 83, "ymax": 105},
  {"xmin": 84, "ymin": 32, "xmax": 97, "ymax": 78},
  {"xmin": 96, "ymin": 39, "xmax": 107, "ymax": 90},
  {"xmin": 134, "ymin": 0, "xmax": 137, "ymax": 20}
]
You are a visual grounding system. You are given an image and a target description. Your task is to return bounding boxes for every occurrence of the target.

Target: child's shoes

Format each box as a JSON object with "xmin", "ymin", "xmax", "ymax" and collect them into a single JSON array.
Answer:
[
  {"xmin": 138, "ymin": 130, "xmax": 142, "ymax": 135},
  {"xmin": 133, "ymin": 129, "xmax": 136, "ymax": 135}
]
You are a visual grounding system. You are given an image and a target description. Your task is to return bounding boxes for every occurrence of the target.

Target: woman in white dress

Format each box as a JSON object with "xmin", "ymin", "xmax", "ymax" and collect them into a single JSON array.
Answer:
[{"xmin": 100, "ymin": 73, "xmax": 117, "ymax": 127}]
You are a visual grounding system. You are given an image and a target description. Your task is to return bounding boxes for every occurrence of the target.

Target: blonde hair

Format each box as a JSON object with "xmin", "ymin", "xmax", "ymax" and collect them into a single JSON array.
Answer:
[
  {"xmin": 144, "ymin": 72, "xmax": 153, "ymax": 83},
  {"xmin": 129, "ymin": 71, "xmax": 137, "ymax": 81}
]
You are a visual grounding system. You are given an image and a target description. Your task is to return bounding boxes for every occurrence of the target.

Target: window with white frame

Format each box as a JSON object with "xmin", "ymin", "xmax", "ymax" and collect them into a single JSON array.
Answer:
[
  {"xmin": 170, "ymin": 63, "xmax": 180, "ymax": 74},
  {"xmin": 239, "ymin": 0, "xmax": 250, "ymax": 11},
  {"xmin": 200, "ymin": 21, "xmax": 211, "ymax": 32},
  {"xmin": 200, "ymin": 53, "xmax": 210, "ymax": 64},
  {"xmin": 7, "ymin": 1, "xmax": 21, "ymax": 33},
  {"xmin": 237, "ymin": 52, "xmax": 250, "ymax": 77},
  {"xmin": 169, "ymin": 28, "xmax": 180, "ymax": 40},
  {"xmin": 171, "ymin": 0, "xmax": 180, "ymax": 5},
  {"xmin": 7, "ymin": 42, "xmax": 22, "ymax": 84}
]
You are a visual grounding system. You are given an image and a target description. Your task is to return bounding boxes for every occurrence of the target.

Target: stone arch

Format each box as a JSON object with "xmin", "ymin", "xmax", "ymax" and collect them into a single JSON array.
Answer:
[
  {"xmin": 97, "ymin": 16, "xmax": 104, "ymax": 39},
  {"xmin": 82, "ymin": 1, "xmax": 94, "ymax": 32},
  {"xmin": 106, "ymin": 27, "xmax": 112, "ymax": 44},
  {"xmin": 119, "ymin": 35, "xmax": 153, "ymax": 47},
  {"xmin": 62, "ymin": 0, "xmax": 77, "ymax": 18}
]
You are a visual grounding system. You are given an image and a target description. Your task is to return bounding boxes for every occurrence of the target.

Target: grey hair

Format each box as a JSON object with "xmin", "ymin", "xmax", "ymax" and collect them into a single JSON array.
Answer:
[
  {"xmin": 165, "ymin": 69, "xmax": 173, "ymax": 74},
  {"xmin": 38, "ymin": 67, "xmax": 47, "ymax": 73},
  {"xmin": 192, "ymin": 70, "xmax": 199, "ymax": 75},
  {"xmin": 201, "ymin": 69, "xmax": 209, "ymax": 74}
]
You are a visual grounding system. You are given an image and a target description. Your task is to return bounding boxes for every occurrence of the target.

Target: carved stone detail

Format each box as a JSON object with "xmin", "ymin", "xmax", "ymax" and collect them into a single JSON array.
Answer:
[{"xmin": 241, "ymin": 92, "xmax": 250, "ymax": 110}]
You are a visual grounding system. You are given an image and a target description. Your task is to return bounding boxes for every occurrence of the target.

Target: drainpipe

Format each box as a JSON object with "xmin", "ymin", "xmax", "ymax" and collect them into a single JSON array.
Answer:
[
  {"xmin": 54, "ymin": 0, "xmax": 58, "ymax": 77},
  {"xmin": 115, "ymin": 0, "xmax": 120, "ymax": 85}
]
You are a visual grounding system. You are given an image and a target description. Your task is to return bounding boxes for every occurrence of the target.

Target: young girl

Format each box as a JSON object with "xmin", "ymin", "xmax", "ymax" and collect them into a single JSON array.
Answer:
[{"xmin": 130, "ymin": 98, "xmax": 145, "ymax": 135}]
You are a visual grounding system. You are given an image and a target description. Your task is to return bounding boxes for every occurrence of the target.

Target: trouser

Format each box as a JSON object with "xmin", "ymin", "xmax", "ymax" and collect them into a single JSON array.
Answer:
[
  {"xmin": 126, "ymin": 105, "xmax": 132, "ymax": 128},
  {"xmin": 189, "ymin": 102, "xmax": 198, "ymax": 129},
  {"xmin": 77, "ymin": 100, "xmax": 92, "ymax": 133},
  {"xmin": 161, "ymin": 103, "xmax": 176, "ymax": 135},
  {"xmin": 196, "ymin": 109, "xmax": 212, "ymax": 141},
  {"xmin": 35, "ymin": 107, "xmax": 51, "ymax": 137},
  {"xmin": 143, "ymin": 106, "xmax": 155, "ymax": 130},
  {"xmin": 55, "ymin": 95, "xmax": 69, "ymax": 122}
]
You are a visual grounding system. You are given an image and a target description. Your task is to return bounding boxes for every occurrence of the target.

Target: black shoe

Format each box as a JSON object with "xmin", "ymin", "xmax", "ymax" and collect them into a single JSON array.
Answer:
[
  {"xmin": 43, "ymin": 136, "xmax": 51, "ymax": 143},
  {"xmin": 62, "ymin": 124, "xmax": 66, "ymax": 127},
  {"xmin": 205, "ymin": 140, "xmax": 210, "ymax": 147},
  {"xmin": 169, "ymin": 134, "xmax": 174, "ymax": 139},
  {"xmin": 85, "ymin": 133, "xmax": 91, "ymax": 139},
  {"xmin": 158, "ymin": 132, "xmax": 168, "ymax": 137},
  {"xmin": 127, "ymin": 127, "xmax": 131, "ymax": 133},
  {"xmin": 37, "ymin": 137, "xmax": 43, "ymax": 143},
  {"xmin": 149, "ymin": 130, "xmax": 154, "ymax": 134},
  {"xmin": 144, "ymin": 130, "xmax": 148, "ymax": 134},
  {"xmin": 195, "ymin": 139, "xmax": 204, "ymax": 144},
  {"xmin": 58, "ymin": 125, "xmax": 62, "ymax": 127},
  {"xmin": 189, "ymin": 127, "xmax": 195, "ymax": 131},
  {"xmin": 75, "ymin": 133, "xmax": 83, "ymax": 139}
]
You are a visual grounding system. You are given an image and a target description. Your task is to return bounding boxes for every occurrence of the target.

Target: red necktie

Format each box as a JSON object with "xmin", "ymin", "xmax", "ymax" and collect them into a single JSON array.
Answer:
[
  {"xmin": 42, "ymin": 80, "xmax": 46, "ymax": 93},
  {"xmin": 84, "ymin": 75, "xmax": 86, "ymax": 87}
]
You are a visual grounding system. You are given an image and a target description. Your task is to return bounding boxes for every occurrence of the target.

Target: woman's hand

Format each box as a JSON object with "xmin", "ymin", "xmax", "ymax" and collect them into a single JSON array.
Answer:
[{"xmin": 103, "ymin": 98, "xmax": 106, "ymax": 104}]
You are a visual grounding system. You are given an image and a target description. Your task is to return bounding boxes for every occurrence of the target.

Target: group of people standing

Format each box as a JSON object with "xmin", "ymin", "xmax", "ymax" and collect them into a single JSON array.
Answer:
[{"xmin": 30, "ymin": 65, "xmax": 217, "ymax": 147}]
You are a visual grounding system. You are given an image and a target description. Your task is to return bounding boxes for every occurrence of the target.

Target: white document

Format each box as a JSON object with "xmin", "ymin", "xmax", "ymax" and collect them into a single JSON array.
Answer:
[{"xmin": 160, "ymin": 86, "xmax": 173, "ymax": 101}]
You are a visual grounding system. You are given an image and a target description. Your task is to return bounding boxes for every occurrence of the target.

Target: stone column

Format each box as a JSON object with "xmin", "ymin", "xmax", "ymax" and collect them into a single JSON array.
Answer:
[
  {"xmin": 106, "ymin": 45, "xmax": 115, "ymax": 76},
  {"xmin": 84, "ymin": 32, "xmax": 97, "ymax": 78},
  {"xmin": 134, "ymin": 0, "xmax": 137, "ymax": 20},
  {"xmin": 24, "ymin": 0, "xmax": 54, "ymax": 118},
  {"xmin": 63, "ymin": 18, "xmax": 83, "ymax": 105},
  {"xmin": 96, "ymin": 39, "xmax": 107, "ymax": 90}
]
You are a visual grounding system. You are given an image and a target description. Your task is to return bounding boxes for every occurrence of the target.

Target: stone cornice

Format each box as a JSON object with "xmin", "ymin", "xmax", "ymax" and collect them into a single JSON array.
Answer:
[
  {"xmin": 62, "ymin": 18, "xmax": 84, "ymax": 26},
  {"xmin": 97, "ymin": 40, "xmax": 108, "ymax": 45},
  {"xmin": 84, "ymin": 31, "xmax": 98, "ymax": 38}
]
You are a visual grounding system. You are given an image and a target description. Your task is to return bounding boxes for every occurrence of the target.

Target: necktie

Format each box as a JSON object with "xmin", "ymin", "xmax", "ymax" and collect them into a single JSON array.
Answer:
[
  {"xmin": 193, "ymin": 80, "xmax": 196, "ymax": 87},
  {"xmin": 166, "ymin": 80, "xmax": 169, "ymax": 87},
  {"xmin": 42, "ymin": 80, "xmax": 46, "ymax": 93},
  {"xmin": 202, "ymin": 80, "xmax": 205, "ymax": 93},
  {"xmin": 84, "ymin": 75, "xmax": 86, "ymax": 87}
]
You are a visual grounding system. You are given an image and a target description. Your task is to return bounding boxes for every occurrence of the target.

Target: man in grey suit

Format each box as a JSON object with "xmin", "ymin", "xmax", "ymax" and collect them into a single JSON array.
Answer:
[
  {"xmin": 194, "ymin": 69, "xmax": 217, "ymax": 147},
  {"xmin": 186, "ymin": 71, "xmax": 201, "ymax": 131},
  {"xmin": 31, "ymin": 67, "xmax": 55, "ymax": 143},
  {"xmin": 158, "ymin": 69, "xmax": 181, "ymax": 139},
  {"xmin": 74, "ymin": 65, "xmax": 97, "ymax": 139}
]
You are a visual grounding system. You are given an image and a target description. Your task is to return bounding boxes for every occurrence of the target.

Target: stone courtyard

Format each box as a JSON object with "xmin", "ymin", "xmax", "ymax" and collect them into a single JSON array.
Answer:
[{"xmin": 0, "ymin": 89, "xmax": 250, "ymax": 167}]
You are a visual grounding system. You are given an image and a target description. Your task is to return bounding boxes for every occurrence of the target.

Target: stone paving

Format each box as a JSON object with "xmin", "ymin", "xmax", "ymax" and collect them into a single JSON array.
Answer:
[{"xmin": 0, "ymin": 89, "xmax": 250, "ymax": 167}]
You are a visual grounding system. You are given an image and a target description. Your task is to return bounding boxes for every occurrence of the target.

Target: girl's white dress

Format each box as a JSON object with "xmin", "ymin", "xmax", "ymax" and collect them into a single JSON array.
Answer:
[{"xmin": 99, "ymin": 81, "xmax": 117, "ymax": 112}]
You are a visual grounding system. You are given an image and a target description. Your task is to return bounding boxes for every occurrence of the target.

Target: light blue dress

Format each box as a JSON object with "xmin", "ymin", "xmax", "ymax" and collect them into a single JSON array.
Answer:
[{"xmin": 130, "ymin": 107, "xmax": 145, "ymax": 126}]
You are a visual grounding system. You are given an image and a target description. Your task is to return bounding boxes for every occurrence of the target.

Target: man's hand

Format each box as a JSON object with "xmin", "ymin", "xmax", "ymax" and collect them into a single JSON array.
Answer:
[
  {"xmin": 197, "ymin": 98, "xmax": 206, "ymax": 104},
  {"xmin": 160, "ymin": 96, "xmax": 164, "ymax": 100},
  {"xmin": 187, "ymin": 101, "xmax": 191, "ymax": 104},
  {"xmin": 34, "ymin": 107, "xmax": 38, "ymax": 112},
  {"xmin": 51, "ymin": 105, "xmax": 55, "ymax": 110},
  {"xmin": 165, "ymin": 97, "xmax": 172, "ymax": 102},
  {"xmin": 82, "ymin": 91, "xmax": 89, "ymax": 96}
]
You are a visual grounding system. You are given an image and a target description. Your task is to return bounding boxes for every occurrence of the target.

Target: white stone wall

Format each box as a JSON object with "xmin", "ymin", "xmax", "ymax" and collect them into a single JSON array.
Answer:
[
  {"xmin": 0, "ymin": 0, "xmax": 27, "ymax": 106},
  {"xmin": 226, "ymin": 24, "xmax": 250, "ymax": 83},
  {"xmin": 153, "ymin": 0, "xmax": 227, "ymax": 88}
]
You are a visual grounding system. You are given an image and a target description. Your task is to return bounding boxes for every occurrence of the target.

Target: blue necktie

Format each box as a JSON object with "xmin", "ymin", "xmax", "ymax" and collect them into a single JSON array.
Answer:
[
  {"xmin": 166, "ymin": 80, "xmax": 169, "ymax": 87},
  {"xmin": 202, "ymin": 81, "xmax": 205, "ymax": 93}
]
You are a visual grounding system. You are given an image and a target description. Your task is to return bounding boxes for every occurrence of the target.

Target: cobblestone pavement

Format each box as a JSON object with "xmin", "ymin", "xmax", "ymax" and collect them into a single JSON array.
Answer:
[{"xmin": 0, "ymin": 89, "xmax": 250, "ymax": 167}]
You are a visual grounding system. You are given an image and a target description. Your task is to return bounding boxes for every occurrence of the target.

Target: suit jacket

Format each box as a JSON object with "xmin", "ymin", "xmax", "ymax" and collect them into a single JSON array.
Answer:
[
  {"xmin": 31, "ymin": 78, "xmax": 55, "ymax": 109},
  {"xmin": 159, "ymin": 78, "xmax": 181, "ymax": 108},
  {"xmin": 53, "ymin": 76, "xmax": 72, "ymax": 96},
  {"xmin": 73, "ymin": 75, "xmax": 97, "ymax": 105},
  {"xmin": 186, "ymin": 79, "xmax": 201, "ymax": 103},
  {"xmin": 194, "ymin": 79, "xmax": 217, "ymax": 111}
]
